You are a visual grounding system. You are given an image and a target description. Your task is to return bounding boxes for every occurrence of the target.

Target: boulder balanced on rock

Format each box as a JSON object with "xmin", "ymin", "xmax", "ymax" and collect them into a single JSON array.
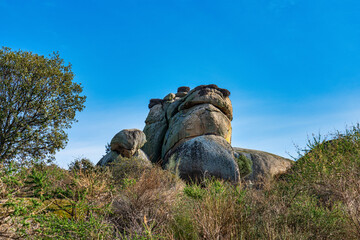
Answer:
[{"xmin": 97, "ymin": 129, "xmax": 150, "ymax": 166}]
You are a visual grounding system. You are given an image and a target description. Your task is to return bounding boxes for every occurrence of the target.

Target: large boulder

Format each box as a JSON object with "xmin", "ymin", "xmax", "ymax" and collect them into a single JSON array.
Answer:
[
  {"xmin": 233, "ymin": 147, "xmax": 293, "ymax": 182},
  {"xmin": 97, "ymin": 129, "xmax": 150, "ymax": 166},
  {"xmin": 162, "ymin": 103, "xmax": 232, "ymax": 158},
  {"xmin": 111, "ymin": 129, "xmax": 146, "ymax": 158},
  {"xmin": 165, "ymin": 135, "xmax": 240, "ymax": 183}
]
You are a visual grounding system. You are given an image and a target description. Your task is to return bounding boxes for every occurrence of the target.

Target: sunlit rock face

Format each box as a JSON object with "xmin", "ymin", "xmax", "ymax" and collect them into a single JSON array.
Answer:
[{"xmin": 142, "ymin": 84, "xmax": 239, "ymax": 183}]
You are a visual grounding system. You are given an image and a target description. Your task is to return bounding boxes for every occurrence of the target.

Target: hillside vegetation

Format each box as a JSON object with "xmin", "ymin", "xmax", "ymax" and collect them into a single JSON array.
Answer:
[{"xmin": 1, "ymin": 125, "xmax": 360, "ymax": 239}]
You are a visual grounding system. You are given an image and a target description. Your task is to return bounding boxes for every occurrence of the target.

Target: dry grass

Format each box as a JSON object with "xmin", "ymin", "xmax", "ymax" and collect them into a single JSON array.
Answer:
[
  {"xmin": 112, "ymin": 166, "xmax": 184, "ymax": 238},
  {"xmin": 1, "ymin": 126, "xmax": 360, "ymax": 239}
]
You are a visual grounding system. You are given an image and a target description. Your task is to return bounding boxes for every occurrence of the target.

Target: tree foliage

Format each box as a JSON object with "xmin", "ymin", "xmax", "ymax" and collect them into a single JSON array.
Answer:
[{"xmin": 0, "ymin": 47, "xmax": 86, "ymax": 163}]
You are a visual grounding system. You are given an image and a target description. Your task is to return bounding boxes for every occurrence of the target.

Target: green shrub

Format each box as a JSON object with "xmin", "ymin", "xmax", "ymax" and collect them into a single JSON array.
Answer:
[
  {"xmin": 183, "ymin": 184, "xmax": 205, "ymax": 200},
  {"xmin": 170, "ymin": 179, "xmax": 248, "ymax": 239},
  {"xmin": 109, "ymin": 156, "xmax": 151, "ymax": 185},
  {"xmin": 68, "ymin": 157, "xmax": 95, "ymax": 173},
  {"xmin": 272, "ymin": 124, "xmax": 360, "ymax": 238},
  {"xmin": 235, "ymin": 154, "xmax": 252, "ymax": 178}
]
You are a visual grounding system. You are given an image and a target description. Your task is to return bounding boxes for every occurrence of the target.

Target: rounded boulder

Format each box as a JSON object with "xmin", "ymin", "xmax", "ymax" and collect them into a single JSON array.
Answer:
[
  {"xmin": 164, "ymin": 135, "xmax": 240, "ymax": 183},
  {"xmin": 111, "ymin": 129, "xmax": 147, "ymax": 158}
]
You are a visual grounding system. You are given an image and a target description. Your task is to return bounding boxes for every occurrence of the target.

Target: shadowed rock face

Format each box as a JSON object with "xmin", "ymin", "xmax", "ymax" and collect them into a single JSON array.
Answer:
[
  {"xmin": 165, "ymin": 135, "xmax": 240, "ymax": 183},
  {"xmin": 142, "ymin": 84, "xmax": 238, "ymax": 182}
]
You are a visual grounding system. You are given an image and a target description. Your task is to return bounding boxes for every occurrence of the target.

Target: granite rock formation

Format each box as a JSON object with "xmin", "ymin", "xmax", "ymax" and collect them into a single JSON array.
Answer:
[
  {"xmin": 97, "ymin": 84, "xmax": 293, "ymax": 183},
  {"xmin": 167, "ymin": 135, "xmax": 240, "ymax": 182},
  {"xmin": 97, "ymin": 129, "xmax": 150, "ymax": 166},
  {"xmin": 234, "ymin": 147, "xmax": 293, "ymax": 183},
  {"xmin": 142, "ymin": 84, "xmax": 240, "ymax": 182}
]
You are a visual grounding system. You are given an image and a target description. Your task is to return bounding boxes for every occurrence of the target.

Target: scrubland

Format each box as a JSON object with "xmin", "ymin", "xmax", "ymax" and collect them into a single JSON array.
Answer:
[{"xmin": 1, "ymin": 125, "xmax": 360, "ymax": 239}]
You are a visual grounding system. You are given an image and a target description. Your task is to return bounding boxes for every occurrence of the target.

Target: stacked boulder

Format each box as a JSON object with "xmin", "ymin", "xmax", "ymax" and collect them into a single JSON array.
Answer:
[
  {"xmin": 97, "ymin": 84, "xmax": 293, "ymax": 184},
  {"xmin": 97, "ymin": 129, "xmax": 150, "ymax": 166},
  {"xmin": 142, "ymin": 84, "xmax": 240, "ymax": 182}
]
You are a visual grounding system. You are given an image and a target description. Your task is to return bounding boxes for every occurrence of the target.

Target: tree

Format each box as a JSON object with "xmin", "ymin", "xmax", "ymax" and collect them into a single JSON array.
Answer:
[{"xmin": 0, "ymin": 47, "xmax": 86, "ymax": 163}]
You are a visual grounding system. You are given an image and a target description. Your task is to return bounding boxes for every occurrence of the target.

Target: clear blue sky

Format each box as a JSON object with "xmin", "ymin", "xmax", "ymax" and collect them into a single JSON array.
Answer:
[{"xmin": 2, "ymin": 0, "xmax": 360, "ymax": 168}]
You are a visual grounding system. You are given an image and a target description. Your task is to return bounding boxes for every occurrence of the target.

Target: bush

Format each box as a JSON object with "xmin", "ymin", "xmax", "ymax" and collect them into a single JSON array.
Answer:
[
  {"xmin": 271, "ymin": 124, "xmax": 360, "ymax": 238},
  {"xmin": 235, "ymin": 154, "xmax": 252, "ymax": 178},
  {"xmin": 69, "ymin": 157, "xmax": 95, "ymax": 173},
  {"xmin": 170, "ymin": 179, "xmax": 249, "ymax": 239},
  {"xmin": 109, "ymin": 156, "xmax": 152, "ymax": 187},
  {"xmin": 111, "ymin": 167, "xmax": 183, "ymax": 238}
]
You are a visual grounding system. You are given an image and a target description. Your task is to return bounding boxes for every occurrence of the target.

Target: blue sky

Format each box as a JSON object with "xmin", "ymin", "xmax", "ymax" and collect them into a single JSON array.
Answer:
[{"xmin": 1, "ymin": 0, "xmax": 360, "ymax": 168}]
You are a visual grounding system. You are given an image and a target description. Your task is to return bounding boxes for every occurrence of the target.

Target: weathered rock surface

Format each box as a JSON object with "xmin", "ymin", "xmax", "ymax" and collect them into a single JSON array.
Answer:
[
  {"xmin": 97, "ymin": 129, "xmax": 150, "ymax": 166},
  {"xmin": 163, "ymin": 93, "xmax": 176, "ymax": 101},
  {"xmin": 177, "ymin": 86, "xmax": 190, "ymax": 93},
  {"xmin": 148, "ymin": 99, "xmax": 163, "ymax": 109},
  {"xmin": 165, "ymin": 135, "xmax": 240, "ymax": 182},
  {"xmin": 162, "ymin": 103, "xmax": 232, "ymax": 158},
  {"xmin": 233, "ymin": 147, "xmax": 293, "ymax": 182},
  {"xmin": 142, "ymin": 104, "xmax": 168, "ymax": 163},
  {"xmin": 141, "ymin": 84, "xmax": 236, "ymax": 182},
  {"xmin": 111, "ymin": 129, "xmax": 146, "ymax": 158},
  {"xmin": 133, "ymin": 149, "xmax": 152, "ymax": 167},
  {"xmin": 179, "ymin": 86, "xmax": 233, "ymax": 120},
  {"xmin": 97, "ymin": 150, "xmax": 119, "ymax": 166},
  {"xmin": 175, "ymin": 92, "xmax": 187, "ymax": 98},
  {"xmin": 98, "ymin": 84, "xmax": 292, "ymax": 185}
]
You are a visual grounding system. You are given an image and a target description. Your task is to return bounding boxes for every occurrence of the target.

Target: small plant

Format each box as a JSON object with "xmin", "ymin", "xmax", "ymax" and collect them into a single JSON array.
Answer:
[{"xmin": 183, "ymin": 184, "xmax": 205, "ymax": 200}]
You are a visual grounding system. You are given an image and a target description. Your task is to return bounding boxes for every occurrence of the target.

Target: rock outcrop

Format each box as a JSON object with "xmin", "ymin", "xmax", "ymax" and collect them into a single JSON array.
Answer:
[
  {"xmin": 142, "ymin": 84, "xmax": 240, "ymax": 183},
  {"xmin": 97, "ymin": 129, "xmax": 150, "ymax": 166},
  {"xmin": 233, "ymin": 147, "xmax": 293, "ymax": 182},
  {"xmin": 97, "ymin": 84, "xmax": 294, "ymax": 184}
]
